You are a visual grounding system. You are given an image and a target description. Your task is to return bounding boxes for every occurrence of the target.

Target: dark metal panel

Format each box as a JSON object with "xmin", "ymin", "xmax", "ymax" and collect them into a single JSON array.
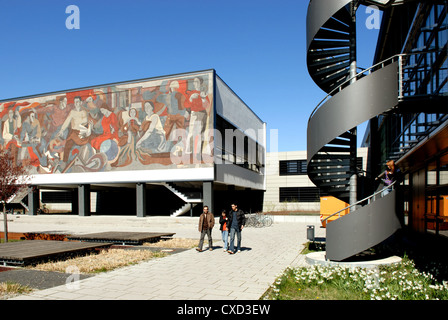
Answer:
[
  {"xmin": 326, "ymin": 190, "xmax": 402, "ymax": 261},
  {"xmin": 307, "ymin": 62, "xmax": 399, "ymax": 162},
  {"xmin": 306, "ymin": 0, "xmax": 352, "ymax": 51}
]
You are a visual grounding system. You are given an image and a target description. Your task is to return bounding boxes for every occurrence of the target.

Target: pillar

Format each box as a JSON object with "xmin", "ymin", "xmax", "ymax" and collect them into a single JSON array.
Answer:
[
  {"xmin": 27, "ymin": 187, "xmax": 39, "ymax": 216},
  {"xmin": 348, "ymin": 3, "xmax": 358, "ymax": 212},
  {"xmin": 71, "ymin": 188, "xmax": 79, "ymax": 215},
  {"xmin": 203, "ymin": 181, "xmax": 214, "ymax": 214},
  {"xmin": 78, "ymin": 184, "xmax": 90, "ymax": 216},
  {"xmin": 136, "ymin": 183, "xmax": 147, "ymax": 217}
]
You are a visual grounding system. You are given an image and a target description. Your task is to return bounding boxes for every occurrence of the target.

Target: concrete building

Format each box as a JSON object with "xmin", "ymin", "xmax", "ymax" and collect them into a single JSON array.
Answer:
[{"xmin": 0, "ymin": 70, "xmax": 266, "ymax": 217}]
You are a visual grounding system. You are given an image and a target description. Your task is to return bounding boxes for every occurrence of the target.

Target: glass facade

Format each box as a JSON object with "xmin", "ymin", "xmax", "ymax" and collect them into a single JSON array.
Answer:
[
  {"xmin": 379, "ymin": 3, "xmax": 447, "ymax": 166},
  {"xmin": 372, "ymin": 2, "xmax": 447, "ymax": 238}
]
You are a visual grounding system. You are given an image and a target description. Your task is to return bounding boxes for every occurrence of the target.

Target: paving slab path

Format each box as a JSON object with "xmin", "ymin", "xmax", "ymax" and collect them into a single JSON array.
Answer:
[{"xmin": 4, "ymin": 215, "xmax": 324, "ymax": 300}]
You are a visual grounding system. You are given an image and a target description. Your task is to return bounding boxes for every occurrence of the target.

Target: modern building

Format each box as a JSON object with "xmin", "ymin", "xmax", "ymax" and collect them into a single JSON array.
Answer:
[
  {"xmin": 306, "ymin": 0, "xmax": 447, "ymax": 261},
  {"xmin": 0, "ymin": 70, "xmax": 266, "ymax": 217},
  {"xmin": 263, "ymin": 148, "xmax": 368, "ymax": 214}
]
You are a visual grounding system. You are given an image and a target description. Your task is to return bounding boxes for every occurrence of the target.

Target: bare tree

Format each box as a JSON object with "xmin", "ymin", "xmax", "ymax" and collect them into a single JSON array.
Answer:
[{"xmin": 0, "ymin": 149, "xmax": 31, "ymax": 243}]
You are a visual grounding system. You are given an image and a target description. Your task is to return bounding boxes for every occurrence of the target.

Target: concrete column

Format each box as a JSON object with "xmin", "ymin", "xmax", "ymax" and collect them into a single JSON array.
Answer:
[
  {"xmin": 27, "ymin": 187, "xmax": 39, "ymax": 216},
  {"xmin": 203, "ymin": 181, "xmax": 214, "ymax": 214},
  {"xmin": 136, "ymin": 183, "xmax": 147, "ymax": 217},
  {"xmin": 71, "ymin": 188, "xmax": 79, "ymax": 215},
  {"xmin": 78, "ymin": 184, "xmax": 90, "ymax": 216},
  {"xmin": 348, "ymin": 4, "xmax": 358, "ymax": 212}
]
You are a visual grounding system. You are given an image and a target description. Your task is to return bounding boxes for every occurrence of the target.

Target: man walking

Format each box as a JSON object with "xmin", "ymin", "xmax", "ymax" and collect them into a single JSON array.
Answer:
[
  {"xmin": 228, "ymin": 203, "xmax": 246, "ymax": 254},
  {"xmin": 196, "ymin": 205, "xmax": 215, "ymax": 252}
]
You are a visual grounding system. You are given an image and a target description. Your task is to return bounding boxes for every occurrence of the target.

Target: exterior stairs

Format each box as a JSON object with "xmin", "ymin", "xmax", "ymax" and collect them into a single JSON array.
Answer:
[{"xmin": 161, "ymin": 182, "xmax": 202, "ymax": 217}]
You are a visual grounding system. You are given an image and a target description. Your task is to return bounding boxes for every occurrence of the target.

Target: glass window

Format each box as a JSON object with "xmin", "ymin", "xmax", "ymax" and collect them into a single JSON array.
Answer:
[
  {"xmin": 440, "ymin": 152, "xmax": 448, "ymax": 185},
  {"xmin": 427, "ymin": 160, "xmax": 438, "ymax": 186},
  {"xmin": 279, "ymin": 160, "xmax": 307, "ymax": 176},
  {"xmin": 279, "ymin": 187, "xmax": 321, "ymax": 203}
]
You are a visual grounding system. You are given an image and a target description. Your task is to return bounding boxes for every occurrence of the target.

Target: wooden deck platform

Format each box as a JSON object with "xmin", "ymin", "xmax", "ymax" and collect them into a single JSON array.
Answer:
[
  {"xmin": 0, "ymin": 240, "xmax": 112, "ymax": 266},
  {"xmin": 67, "ymin": 232, "xmax": 175, "ymax": 245}
]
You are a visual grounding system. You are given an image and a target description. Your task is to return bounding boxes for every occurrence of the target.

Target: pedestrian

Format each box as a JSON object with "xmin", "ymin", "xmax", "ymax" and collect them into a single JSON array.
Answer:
[
  {"xmin": 376, "ymin": 159, "xmax": 402, "ymax": 196},
  {"xmin": 219, "ymin": 209, "xmax": 229, "ymax": 251},
  {"xmin": 196, "ymin": 205, "xmax": 215, "ymax": 252},
  {"xmin": 227, "ymin": 203, "xmax": 246, "ymax": 254}
]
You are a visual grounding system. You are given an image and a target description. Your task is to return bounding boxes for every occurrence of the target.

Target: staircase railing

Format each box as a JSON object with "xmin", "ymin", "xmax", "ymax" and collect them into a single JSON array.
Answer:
[
  {"xmin": 308, "ymin": 50, "xmax": 445, "ymax": 122},
  {"xmin": 322, "ymin": 180, "xmax": 398, "ymax": 223},
  {"xmin": 306, "ymin": 0, "xmax": 406, "ymax": 261}
]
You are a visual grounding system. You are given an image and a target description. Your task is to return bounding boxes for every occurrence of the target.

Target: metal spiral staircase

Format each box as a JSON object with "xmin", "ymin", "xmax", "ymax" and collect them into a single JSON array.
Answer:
[{"xmin": 306, "ymin": 0, "xmax": 405, "ymax": 261}]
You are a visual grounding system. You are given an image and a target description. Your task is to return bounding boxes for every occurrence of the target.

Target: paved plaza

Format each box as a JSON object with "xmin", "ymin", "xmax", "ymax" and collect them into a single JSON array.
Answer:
[{"xmin": 4, "ymin": 214, "xmax": 323, "ymax": 300}]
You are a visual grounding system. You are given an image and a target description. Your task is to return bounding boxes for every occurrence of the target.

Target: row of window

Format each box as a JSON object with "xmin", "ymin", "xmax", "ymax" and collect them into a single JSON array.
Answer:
[
  {"xmin": 215, "ymin": 115, "xmax": 265, "ymax": 173},
  {"xmin": 279, "ymin": 187, "xmax": 326, "ymax": 203},
  {"xmin": 280, "ymin": 158, "xmax": 363, "ymax": 175}
]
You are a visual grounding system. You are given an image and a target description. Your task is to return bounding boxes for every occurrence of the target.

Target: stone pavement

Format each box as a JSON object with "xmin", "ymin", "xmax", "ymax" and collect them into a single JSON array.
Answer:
[{"xmin": 4, "ymin": 214, "xmax": 324, "ymax": 300}]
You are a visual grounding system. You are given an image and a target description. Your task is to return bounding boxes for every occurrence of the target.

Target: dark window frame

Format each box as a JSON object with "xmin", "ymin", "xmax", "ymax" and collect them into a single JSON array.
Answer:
[{"xmin": 279, "ymin": 160, "xmax": 307, "ymax": 176}]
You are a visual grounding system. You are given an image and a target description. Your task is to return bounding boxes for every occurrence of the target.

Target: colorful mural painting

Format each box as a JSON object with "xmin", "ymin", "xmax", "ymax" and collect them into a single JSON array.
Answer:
[{"xmin": 0, "ymin": 72, "xmax": 214, "ymax": 174}]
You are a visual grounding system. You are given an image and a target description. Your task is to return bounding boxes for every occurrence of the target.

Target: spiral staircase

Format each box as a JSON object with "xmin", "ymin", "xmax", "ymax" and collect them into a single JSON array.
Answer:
[{"xmin": 306, "ymin": 0, "xmax": 409, "ymax": 261}]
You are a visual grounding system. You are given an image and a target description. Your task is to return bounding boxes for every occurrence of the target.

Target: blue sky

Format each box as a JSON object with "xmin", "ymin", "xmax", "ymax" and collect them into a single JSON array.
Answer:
[{"xmin": 0, "ymin": 0, "xmax": 380, "ymax": 152}]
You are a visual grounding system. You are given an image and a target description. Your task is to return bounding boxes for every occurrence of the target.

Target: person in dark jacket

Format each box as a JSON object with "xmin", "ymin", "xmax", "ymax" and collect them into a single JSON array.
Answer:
[{"xmin": 227, "ymin": 203, "xmax": 246, "ymax": 254}]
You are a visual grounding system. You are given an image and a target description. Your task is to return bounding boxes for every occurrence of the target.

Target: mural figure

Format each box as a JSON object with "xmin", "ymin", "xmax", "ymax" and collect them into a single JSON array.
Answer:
[
  {"xmin": 91, "ymin": 103, "xmax": 119, "ymax": 151},
  {"xmin": 112, "ymin": 107, "xmax": 141, "ymax": 168},
  {"xmin": 157, "ymin": 80, "xmax": 187, "ymax": 141},
  {"xmin": 19, "ymin": 109, "xmax": 47, "ymax": 168},
  {"xmin": 42, "ymin": 96, "xmax": 71, "ymax": 163},
  {"xmin": 57, "ymin": 96, "xmax": 91, "ymax": 164},
  {"xmin": 136, "ymin": 101, "xmax": 166, "ymax": 153},
  {"xmin": 185, "ymin": 77, "xmax": 211, "ymax": 157},
  {"xmin": 2, "ymin": 108, "xmax": 21, "ymax": 165}
]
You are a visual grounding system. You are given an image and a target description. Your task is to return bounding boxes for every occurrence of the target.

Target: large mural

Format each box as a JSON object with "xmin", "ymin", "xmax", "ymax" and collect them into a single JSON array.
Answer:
[{"xmin": 0, "ymin": 72, "xmax": 214, "ymax": 174}]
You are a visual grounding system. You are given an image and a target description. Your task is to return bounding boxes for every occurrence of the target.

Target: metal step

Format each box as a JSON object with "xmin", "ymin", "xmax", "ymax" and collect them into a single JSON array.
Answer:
[
  {"xmin": 319, "ymin": 145, "xmax": 351, "ymax": 153},
  {"xmin": 309, "ymin": 48, "xmax": 350, "ymax": 59},
  {"xmin": 313, "ymin": 173, "xmax": 353, "ymax": 181},
  {"xmin": 311, "ymin": 40, "xmax": 350, "ymax": 50},
  {"xmin": 314, "ymin": 61, "xmax": 351, "ymax": 77},
  {"xmin": 318, "ymin": 69, "xmax": 350, "ymax": 86},
  {"xmin": 308, "ymin": 167, "xmax": 351, "ymax": 174},
  {"xmin": 328, "ymin": 137, "xmax": 353, "ymax": 146},
  {"xmin": 308, "ymin": 160, "xmax": 351, "ymax": 168},
  {"xmin": 315, "ymin": 28, "xmax": 350, "ymax": 41},
  {"xmin": 309, "ymin": 54, "xmax": 350, "ymax": 68},
  {"xmin": 323, "ymin": 17, "xmax": 351, "ymax": 32}
]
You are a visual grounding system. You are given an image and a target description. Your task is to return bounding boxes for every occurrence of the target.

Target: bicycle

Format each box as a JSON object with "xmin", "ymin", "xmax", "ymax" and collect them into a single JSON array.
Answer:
[
  {"xmin": 262, "ymin": 213, "xmax": 273, "ymax": 227},
  {"xmin": 37, "ymin": 204, "xmax": 49, "ymax": 214},
  {"xmin": 245, "ymin": 212, "xmax": 273, "ymax": 228}
]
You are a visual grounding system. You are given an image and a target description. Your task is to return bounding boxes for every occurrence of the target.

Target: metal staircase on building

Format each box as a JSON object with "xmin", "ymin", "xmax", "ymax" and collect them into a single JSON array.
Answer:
[
  {"xmin": 6, "ymin": 188, "xmax": 29, "ymax": 213},
  {"xmin": 161, "ymin": 182, "xmax": 202, "ymax": 217},
  {"xmin": 306, "ymin": 0, "xmax": 447, "ymax": 261}
]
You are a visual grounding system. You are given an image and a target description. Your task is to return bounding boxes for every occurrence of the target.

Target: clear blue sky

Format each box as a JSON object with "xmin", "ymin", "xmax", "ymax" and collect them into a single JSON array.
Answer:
[{"xmin": 0, "ymin": 0, "xmax": 380, "ymax": 152}]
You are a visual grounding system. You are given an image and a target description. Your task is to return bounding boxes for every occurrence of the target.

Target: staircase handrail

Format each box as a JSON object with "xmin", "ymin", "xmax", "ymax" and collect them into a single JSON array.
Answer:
[
  {"xmin": 309, "ymin": 55, "xmax": 401, "ymax": 122},
  {"xmin": 321, "ymin": 180, "xmax": 397, "ymax": 223},
  {"xmin": 308, "ymin": 50, "xmax": 443, "ymax": 123}
]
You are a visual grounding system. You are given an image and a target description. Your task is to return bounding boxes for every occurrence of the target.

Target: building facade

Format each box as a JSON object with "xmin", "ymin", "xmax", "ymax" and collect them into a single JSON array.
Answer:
[
  {"xmin": 364, "ymin": 1, "xmax": 448, "ymax": 236},
  {"xmin": 0, "ymin": 70, "xmax": 266, "ymax": 217}
]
